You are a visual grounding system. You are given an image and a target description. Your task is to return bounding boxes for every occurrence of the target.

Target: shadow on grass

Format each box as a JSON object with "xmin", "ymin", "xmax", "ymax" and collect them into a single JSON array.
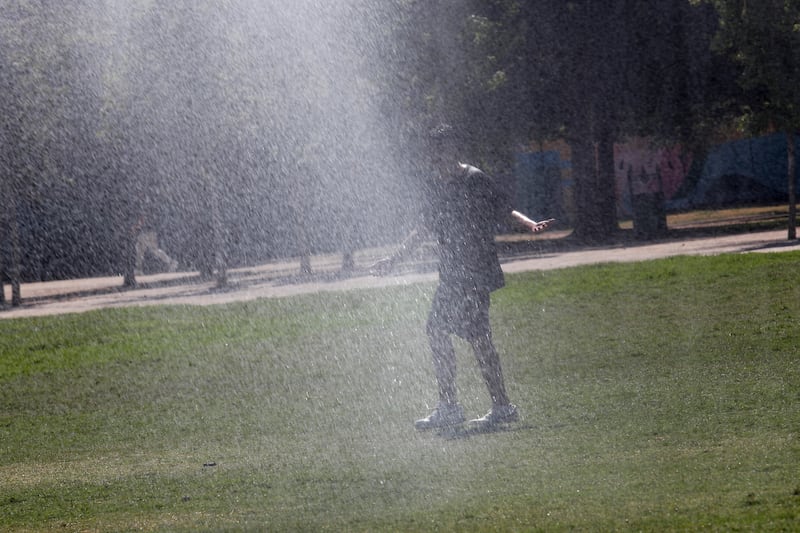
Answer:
[{"xmin": 429, "ymin": 422, "xmax": 551, "ymax": 441}]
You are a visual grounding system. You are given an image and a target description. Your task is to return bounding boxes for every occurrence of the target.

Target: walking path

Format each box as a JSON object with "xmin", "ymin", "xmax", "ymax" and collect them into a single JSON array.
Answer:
[{"xmin": 2, "ymin": 228, "xmax": 799, "ymax": 319}]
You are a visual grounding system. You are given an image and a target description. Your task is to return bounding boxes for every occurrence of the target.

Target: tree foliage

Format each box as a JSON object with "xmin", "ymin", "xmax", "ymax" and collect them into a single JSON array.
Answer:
[
  {"xmin": 701, "ymin": 0, "xmax": 800, "ymax": 237},
  {"xmin": 422, "ymin": 1, "xmax": 720, "ymax": 241},
  {"xmin": 704, "ymin": 0, "xmax": 800, "ymax": 132},
  {"xmin": 1, "ymin": 0, "xmax": 798, "ymax": 292}
]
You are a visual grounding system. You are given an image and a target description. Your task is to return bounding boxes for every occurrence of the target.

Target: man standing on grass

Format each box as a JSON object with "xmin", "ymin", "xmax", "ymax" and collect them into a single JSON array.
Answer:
[{"xmin": 371, "ymin": 124, "xmax": 554, "ymax": 430}]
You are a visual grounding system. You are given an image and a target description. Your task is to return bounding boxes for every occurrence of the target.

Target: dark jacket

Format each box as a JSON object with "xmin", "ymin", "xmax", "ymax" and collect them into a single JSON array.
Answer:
[{"xmin": 424, "ymin": 164, "xmax": 511, "ymax": 292}]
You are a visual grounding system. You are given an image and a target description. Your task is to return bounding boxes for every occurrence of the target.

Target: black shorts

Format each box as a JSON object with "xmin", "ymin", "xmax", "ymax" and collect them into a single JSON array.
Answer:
[{"xmin": 427, "ymin": 282, "xmax": 491, "ymax": 340}]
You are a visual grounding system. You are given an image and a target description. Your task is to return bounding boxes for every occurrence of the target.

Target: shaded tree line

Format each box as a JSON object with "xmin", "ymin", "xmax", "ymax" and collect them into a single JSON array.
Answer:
[
  {"xmin": 1, "ymin": 0, "xmax": 798, "ymax": 304},
  {"xmin": 1, "ymin": 1, "xmax": 415, "ymax": 296}
]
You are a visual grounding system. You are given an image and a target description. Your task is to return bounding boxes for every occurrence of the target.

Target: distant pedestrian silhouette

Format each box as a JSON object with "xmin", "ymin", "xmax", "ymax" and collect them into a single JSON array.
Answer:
[{"xmin": 132, "ymin": 216, "xmax": 178, "ymax": 275}]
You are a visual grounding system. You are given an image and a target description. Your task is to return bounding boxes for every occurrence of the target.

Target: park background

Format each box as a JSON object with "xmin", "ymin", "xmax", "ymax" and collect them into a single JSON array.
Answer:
[
  {"xmin": 2, "ymin": 2, "xmax": 800, "ymax": 531},
  {"xmin": 2, "ymin": 1, "xmax": 798, "ymax": 299}
]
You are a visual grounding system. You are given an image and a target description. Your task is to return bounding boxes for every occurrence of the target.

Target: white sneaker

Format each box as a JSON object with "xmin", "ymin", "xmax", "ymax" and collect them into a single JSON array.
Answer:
[
  {"xmin": 469, "ymin": 404, "xmax": 519, "ymax": 430},
  {"xmin": 414, "ymin": 402, "xmax": 465, "ymax": 430}
]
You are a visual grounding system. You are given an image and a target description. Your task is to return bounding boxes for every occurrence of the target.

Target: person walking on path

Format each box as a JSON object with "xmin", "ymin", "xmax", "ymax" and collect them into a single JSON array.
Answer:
[
  {"xmin": 132, "ymin": 215, "xmax": 179, "ymax": 276},
  {"xmin": 372, "ymin": 124, "xmax": 554, "ymax": 430}
]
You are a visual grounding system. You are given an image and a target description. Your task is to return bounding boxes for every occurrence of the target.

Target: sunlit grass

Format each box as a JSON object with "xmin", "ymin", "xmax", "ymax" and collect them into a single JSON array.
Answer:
[
  {"xmin": 612, "ymin": 205, "xmax": 789, "ymax": 232},
  {"xmin": 667, "ymin": 204, "xmax": 789, "ymax": 226},
  {"xmin": 1, "ymin": 253, "xmax": 799, "ymax": 531}
]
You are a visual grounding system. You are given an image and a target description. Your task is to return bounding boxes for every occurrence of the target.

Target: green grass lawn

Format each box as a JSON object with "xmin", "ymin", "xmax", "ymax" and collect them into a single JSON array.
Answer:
[{"xmin": 1, "ymin": 252, "xmax": 799, "ymax": 531}]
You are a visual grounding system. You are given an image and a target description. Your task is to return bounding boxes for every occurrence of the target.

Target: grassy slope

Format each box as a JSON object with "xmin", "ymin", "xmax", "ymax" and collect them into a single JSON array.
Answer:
[{"xmin": 1, "ymin": 252, "xmax": 799, "ymax": 531}]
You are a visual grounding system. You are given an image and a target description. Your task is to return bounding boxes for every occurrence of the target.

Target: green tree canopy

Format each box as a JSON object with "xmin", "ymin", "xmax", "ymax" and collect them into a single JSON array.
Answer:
[{"xmin": 703, "ymin": 0, "xmax": 800, "ymax": 237}]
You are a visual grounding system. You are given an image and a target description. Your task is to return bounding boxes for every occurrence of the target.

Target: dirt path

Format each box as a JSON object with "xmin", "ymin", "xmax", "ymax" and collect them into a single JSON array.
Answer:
[{"xmin": 2, "ymin": 228, "xmax": 798, "ymax": 319}]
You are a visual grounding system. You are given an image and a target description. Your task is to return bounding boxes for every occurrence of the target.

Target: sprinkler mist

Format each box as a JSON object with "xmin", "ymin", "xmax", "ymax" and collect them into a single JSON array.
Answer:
[
  {"xmin": 98, "ymin": 0, "xmax": 439, "ymax": 422},
  {"xmin": 83, "ymin": 0, "xmax": 424, "ymax": 285}
]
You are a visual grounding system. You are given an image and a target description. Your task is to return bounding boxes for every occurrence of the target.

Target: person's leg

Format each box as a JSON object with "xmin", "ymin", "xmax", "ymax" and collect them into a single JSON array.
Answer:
[
  {"xmin": 459, "ymin": 286, "xmax": 510, "ymax": 407},
  {"xmin": 415, "ymin": 324, "xmax": 463, "ymax": 429},
  {"xmin": 470, "ymin": 331, "xmax": 510, "ymax": 407},
  {"xmin": 465, "ymin": 288, "xmax": 518, "ymax": 428},
  {"xmin": 470, "ymin": 332, "xmax": 519, "ymax": 428},
  {"xmin": 414, "ymin": 284, "xmax": 464, "ymax": 429},
  {"xmin": 425, "ymin": 283, "xmax": 460, "ymax": 405},
  {"xmin": 427, "ymin": 322, "xmax": 458, "ymax": 405}
]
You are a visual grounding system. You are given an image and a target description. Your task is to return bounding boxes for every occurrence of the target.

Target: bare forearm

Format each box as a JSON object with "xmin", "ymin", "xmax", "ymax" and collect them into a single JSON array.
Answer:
[
  {"xmin": 510, "ymin": 210, "xmax": 555, "ymax": 233},
  {"xmin": 511, "ymin": 210, "xmax": 536, "ymax": 227},
  {"xmin": 370, "ymin": 225, "xmax": 427, "ymax": 275},
  {"xmin": 391, "ymin": 227, "xmax": 426, "ymax": 263}
]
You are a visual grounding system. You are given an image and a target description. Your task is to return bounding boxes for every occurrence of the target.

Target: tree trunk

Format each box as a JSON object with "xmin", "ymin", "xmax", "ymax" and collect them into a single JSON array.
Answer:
[
  {"xmin": 788, "ymin": 130, "xmax": 796, "ymax": 240},
  {"xmin": 291, "ymin": 205, "xmax": 312, "ymax": 276},
  {"xmin": 0, "ymin": 210, "xmax": 6, "ymax": 305},
  {"xmin": 1, "ymin": 189, "xmax": 23, "ymax": 305},
  {"xmin": 122, "ymin": 225, "xmax": 137, "ymax": 288},
  {"xmin": 341, "ymin": 250, "xmax": 355, "ymax": 273},
  {"xmin": 571, "ymin": 130, "xmax": 619, "ymax": 243},
  {"xmin": 300, "ymin": 254, "xmax": 312, "ymax": 276},
  {"xmin": 120, "ymin": 200, "xmax": 138, "ymax": 287},
  {"xmin": 9, "ymin": 200, "xmax": 22, "ymax": 306},
  {"xmin": 212, "ymin": 191, "xmax": 227, "ymax": 287}
]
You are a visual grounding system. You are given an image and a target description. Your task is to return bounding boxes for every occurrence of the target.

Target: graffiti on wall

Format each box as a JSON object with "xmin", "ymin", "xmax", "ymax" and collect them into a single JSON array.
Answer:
[
  {"xmin": 516, "ymin": 137, "xmax": 692, "ymax": 220},
  {"xmin": 614, "ymin": 137, "xmax": 692, "ymax": 215}
]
